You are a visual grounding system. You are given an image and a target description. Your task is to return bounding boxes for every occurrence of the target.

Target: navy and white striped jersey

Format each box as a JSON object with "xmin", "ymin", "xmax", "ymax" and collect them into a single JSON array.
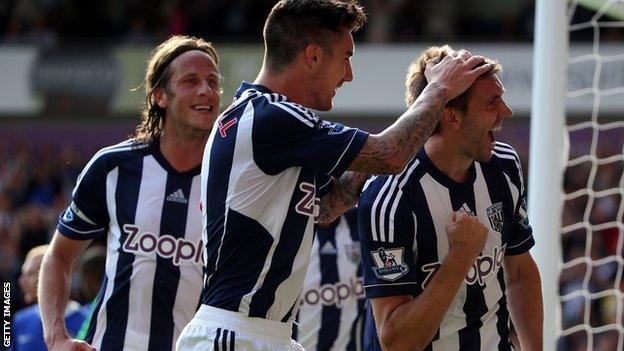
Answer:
[
  {"xmin": 58, "ymin": 139, "xmax": 204, "ymax": 351},
  {"xmin": 297, "ymin": 208, "xmax": 366, "ymax": 351},
  {"xmin": 358, "ymin": 143, "xmax": 534, "ymax": 351},
  {"xmin": 200, "ymin": 82, "xmax": 368, "ymax": 323}
]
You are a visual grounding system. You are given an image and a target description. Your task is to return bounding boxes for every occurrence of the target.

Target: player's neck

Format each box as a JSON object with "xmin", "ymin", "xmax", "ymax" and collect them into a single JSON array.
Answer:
[
  {"xmin": 255, "ymin": 66, "xmax": 310, "ymax": 107},
  {"xmin": 159, "ymin": 130, "xmax": 207, "ymax": 172},
  {"xmin": 424, "ymin": 137, "xmax": 473, "ymax": 183}
]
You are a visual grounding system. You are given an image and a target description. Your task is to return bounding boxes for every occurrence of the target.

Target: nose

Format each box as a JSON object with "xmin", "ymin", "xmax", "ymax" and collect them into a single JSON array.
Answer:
[
  {"xmin": 500, "ymin": 99, "xmax": 513, "ymax": 119},
  {"xmin": 198, "ymin": 80, "xmax": 219, "ymax": 97},
  {"xmin": 344, "ymin": 60, "xmax": 353, "ymax": 83}
]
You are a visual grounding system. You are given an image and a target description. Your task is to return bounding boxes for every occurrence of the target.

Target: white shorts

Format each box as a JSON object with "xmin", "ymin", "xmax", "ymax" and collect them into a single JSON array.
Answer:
[{"xmin": 176, "ymin": 305, "xmax": 305, "ymax": 351}]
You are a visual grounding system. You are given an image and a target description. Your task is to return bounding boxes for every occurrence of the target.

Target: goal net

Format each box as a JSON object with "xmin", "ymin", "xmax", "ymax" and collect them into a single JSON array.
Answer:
[
  {"xmin": 560, "ymin": 1, "xmax": 624, "ymax": 349},
  {"xmin": 536, "ymin": 0, "xmax": 624, "ymax": 350}
]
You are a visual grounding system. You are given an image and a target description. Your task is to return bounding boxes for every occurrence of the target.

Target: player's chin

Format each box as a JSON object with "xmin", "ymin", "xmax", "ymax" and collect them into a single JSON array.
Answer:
[{"xmin": 478, "ymin": 151, "xmax": 494, "ymax": 163}]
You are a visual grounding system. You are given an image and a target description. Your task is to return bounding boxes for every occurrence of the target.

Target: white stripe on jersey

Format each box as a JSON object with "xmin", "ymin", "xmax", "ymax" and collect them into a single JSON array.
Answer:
[
  {"xmin": 419, "ymin": 173, "xmax": 459, "ymax": 351},
  {"xmin": 92, "ymin": 167, "xmax": 120, "ymax": 351},
  {"xmin": 124, "ymin": 156, "xmax": 165, "ymax": 345},
  {"xmin": 173, "ymin": 175, "xmax": 203, "ymax": 342},
  {"xmin": 268, "ymin": 100, "xmax": 315, "ymax": 127},
  {"xmin": 364, "ymin": 281, "xmax": 418, "ymax": 289},
  {"xmin": 387, "ymin": 160, "xmax": 421, "ymax": 243},
  {"xmin": 327, "ymin": 131, "xmax": 359, "ymax": 175},
  {"xmin": 57, "ymin": 222, "xmax": 102, "ymax": 234},
  {"xmin": 369, "ymin": 177, "xmax": 393, "ymax": 242},
  {"xmin": 420, "ymin": 173, "xmax": 451, "ymax": 258},
  {"xmin": 411, "ymin": 212, "xmax": 418, "ymax": 261},
  {"xmin": 507, "ymin": 235, "xmax": 534, "ymax": 249},
  {"xmin": 474, "ymin": 164, "xmax": 505, "ymax": 349},
  {"xmin": 370, "ymin": 159, "xmax": 422, "ymax": 243}
]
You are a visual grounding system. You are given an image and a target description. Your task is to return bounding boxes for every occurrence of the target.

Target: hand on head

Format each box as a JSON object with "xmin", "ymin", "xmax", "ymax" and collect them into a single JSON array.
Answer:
[{"xmin": 424, "ymin": 49, "xmax": 493, "ymax": 101}]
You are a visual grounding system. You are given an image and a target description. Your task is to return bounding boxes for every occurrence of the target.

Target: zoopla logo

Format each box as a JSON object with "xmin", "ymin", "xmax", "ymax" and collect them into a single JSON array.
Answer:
[
  {"xmin": 122, "ymin": 224, "xmax": 204, "ymax": 266},
  {"xmin": 301, "ymin": 277, "xmax": 364, "ymax": 308}
]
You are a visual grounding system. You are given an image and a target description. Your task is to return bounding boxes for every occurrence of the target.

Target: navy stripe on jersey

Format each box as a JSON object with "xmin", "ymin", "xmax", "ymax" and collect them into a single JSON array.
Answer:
[
  {"xmin": 202, "ymin": 209, "xmax": 274, "ymax": 311},
  {"xmin": 481, "ymin": 159, "xmax": 517, "ymax": 351},
  {"xmin": 448, "ymin": 186, "xmax": 486, "ymax": 350},
  {"xmin": 147, "ymin": 174, "xmax": 193, "ymax": 350},
  {"xmin": 100, "ymin": 157, "xmax": 143, "ymax": 350},
  {"xmin": 248, "ymin": 170, "xmax": 312, "ymax": 318},
  {"xmin": 84, "ymin": 276, "xmax": 107, "ymax": 343},
  {"xmin": 411, "ymin": 174, "xmax": 441, "ymax": 349},
  {"xmin": 317, "ymin": 228, "xmax": 340, "ymax": 350},
  {"xmin": 495, "ymin": 269, "xmax": 511, "ymax": 351}
]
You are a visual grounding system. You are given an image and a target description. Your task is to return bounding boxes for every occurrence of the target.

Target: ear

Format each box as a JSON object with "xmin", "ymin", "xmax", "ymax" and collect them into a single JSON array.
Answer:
[
  {"xmin": 304, "ymin": 43, "xmax": 324, "ymax": 69},
  {"xmin": 153, "ymin": 88, "xmax": 167, "ymax": 109},
  {"xmin": 441, "ymin": 107, "xmax": 462, "ymax": 131}
]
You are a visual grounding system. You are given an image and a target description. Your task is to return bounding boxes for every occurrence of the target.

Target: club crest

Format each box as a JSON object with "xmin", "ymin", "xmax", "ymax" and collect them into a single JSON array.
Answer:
[
  {"xmin": 486, "ymin": 202, "xmax": 504, "ymax": 232},
  {"xmin": 370, "ymin": 247, "xmax": 408, "ymax": 281},
  {"xmin": 344, "ymin": 242, "xmax": 362, "ymax": 265}
]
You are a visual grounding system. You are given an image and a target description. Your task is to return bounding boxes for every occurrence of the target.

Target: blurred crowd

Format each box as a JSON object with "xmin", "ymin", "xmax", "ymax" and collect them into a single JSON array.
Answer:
[
  {"xmin": 3, "ymin": 0, "xmax": 537, "ymax": 47},
  {"xmin": 558, "ymin": 128, "xmax": 624, "ymax": 351},
  {"xmin": 0, "ymin": 141, "xmax": 104, "ymax": 312},
  {"xmin": 1, "ymin": 1, "xmax": 623, "ymax": 350}
]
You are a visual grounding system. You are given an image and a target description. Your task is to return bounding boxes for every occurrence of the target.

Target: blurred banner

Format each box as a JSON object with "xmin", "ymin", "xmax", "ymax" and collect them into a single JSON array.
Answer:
[{"xmin": 0, "ymin": 43, "xmax": 621, "ymax": 117}]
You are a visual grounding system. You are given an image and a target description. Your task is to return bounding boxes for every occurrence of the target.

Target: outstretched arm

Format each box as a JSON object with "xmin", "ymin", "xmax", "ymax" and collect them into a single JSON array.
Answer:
[
  {"xmin": 39, "ymin": 232, "xmax": 96, "ymax": 351},
  {"xmin": 349, "ymin": 52, "xmax": 493, "ymax": 174}
]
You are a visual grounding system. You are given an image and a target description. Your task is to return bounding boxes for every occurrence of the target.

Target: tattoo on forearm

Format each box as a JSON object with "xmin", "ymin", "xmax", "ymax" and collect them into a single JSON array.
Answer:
[
  {"xmin": 318, "ymin": 172, "xmax": 367, "ymax": 223},
  {"xmin": 351, "ymin": 84, "xmax": 447, "ymax": 174}
]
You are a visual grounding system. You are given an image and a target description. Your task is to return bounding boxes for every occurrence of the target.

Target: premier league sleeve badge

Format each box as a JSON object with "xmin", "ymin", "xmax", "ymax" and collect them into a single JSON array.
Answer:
[{"xmin": 370, "ymin": 247, "xmax": 409, "ymax": 281}]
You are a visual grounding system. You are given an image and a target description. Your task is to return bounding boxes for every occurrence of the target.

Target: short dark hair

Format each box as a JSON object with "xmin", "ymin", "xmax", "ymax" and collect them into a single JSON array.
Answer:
[
  {"xmin": 263, "ymin": 0, "xmax": 366, "ymax": 73},
  {"xmin": 405, "ymin": 45, "xmax": 502, "ymax": 133},
  {"xmin": 135, "ymin": 35, "xmax": 219, "ymax": 143}
]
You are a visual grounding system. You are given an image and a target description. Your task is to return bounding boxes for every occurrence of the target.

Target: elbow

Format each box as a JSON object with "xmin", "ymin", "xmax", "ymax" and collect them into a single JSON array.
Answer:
[
  {"xmin": 384, "ymin": 156, "xmax": 408, "ymax": 175},
  {"xmin": 378, "ymin": 323, "xmax": 428, "ymax": 351}
]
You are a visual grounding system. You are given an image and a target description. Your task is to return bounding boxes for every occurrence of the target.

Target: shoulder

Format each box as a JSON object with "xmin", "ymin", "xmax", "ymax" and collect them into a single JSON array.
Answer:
[
  {"xmin": 491, "ymin": 142, "xmax": 523, "ymax": 172},
  {"xmin": 361, "ymin": 156, "xmax": 424, "ymax": 198},
  {"xmin": 492, "ymin": 142, "xmax": 521, "ymax": 164},
  {"xmin": 81, "ymin": 139, "xmax": 150, "ymax": 175},
  {"xmin": 251, "ymin": 93, "xmax": 320, "ymax": 128}
]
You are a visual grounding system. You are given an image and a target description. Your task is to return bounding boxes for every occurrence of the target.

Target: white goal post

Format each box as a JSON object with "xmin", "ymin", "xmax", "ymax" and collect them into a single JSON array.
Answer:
[
  {"xmin": 531, "ymin": 0, "xmax": 624, "ymax": 350},
  {"xmin": 529, "ymin": 1, "xmax": 567, "ymax": 350}
]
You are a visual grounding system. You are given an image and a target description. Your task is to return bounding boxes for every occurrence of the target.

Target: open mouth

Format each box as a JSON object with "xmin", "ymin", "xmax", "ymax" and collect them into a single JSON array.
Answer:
[
  {"xmin": 191, "ymin": 104, "xmax": 214, "ymax": 113},
  {"xmin": 488, "ymin": 125, "xmax": 502, "ymax": 143}
]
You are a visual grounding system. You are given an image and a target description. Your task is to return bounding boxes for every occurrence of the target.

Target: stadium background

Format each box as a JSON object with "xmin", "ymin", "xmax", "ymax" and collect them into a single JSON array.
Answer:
[{"xmin": 0, "ymin": 1, "xmax": 621, "ymax": 350}]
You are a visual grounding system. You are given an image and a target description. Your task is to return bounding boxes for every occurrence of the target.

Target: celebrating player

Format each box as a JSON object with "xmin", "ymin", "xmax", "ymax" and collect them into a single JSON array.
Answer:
[
  {"xmin": 177, "ymin": 0, "xmax": 493, "ymax": 349},
  {"xmin": 296, "ymin": 208, "xmax": 366, "ymax": 350},
  {"xmin": 358, "ymin": 45, "xmax": 543, "ymax": 350},
  {"xmin": 38, "ymin": 35, "xmax": 220, "ymax": 351}
]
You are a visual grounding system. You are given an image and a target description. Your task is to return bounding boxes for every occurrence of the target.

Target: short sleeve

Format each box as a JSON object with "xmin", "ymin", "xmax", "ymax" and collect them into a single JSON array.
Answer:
[
  {"xmin": 506, "ymin": 190, "xmax": 534, "ymax": 255},
  {"xmin": 496, "ymin": 143, "xmax": 534, "ymax": 256},
  {"xmin": 357, "ymin": 175, "xmax": 419, "ymax": 298},
  {"xmin": 58, "ymin": 154, "xmax": 110, "ymax": 240},
  {"xmin": 252, "ymin": 98, "xmax": 368, "ymax": 177}
]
